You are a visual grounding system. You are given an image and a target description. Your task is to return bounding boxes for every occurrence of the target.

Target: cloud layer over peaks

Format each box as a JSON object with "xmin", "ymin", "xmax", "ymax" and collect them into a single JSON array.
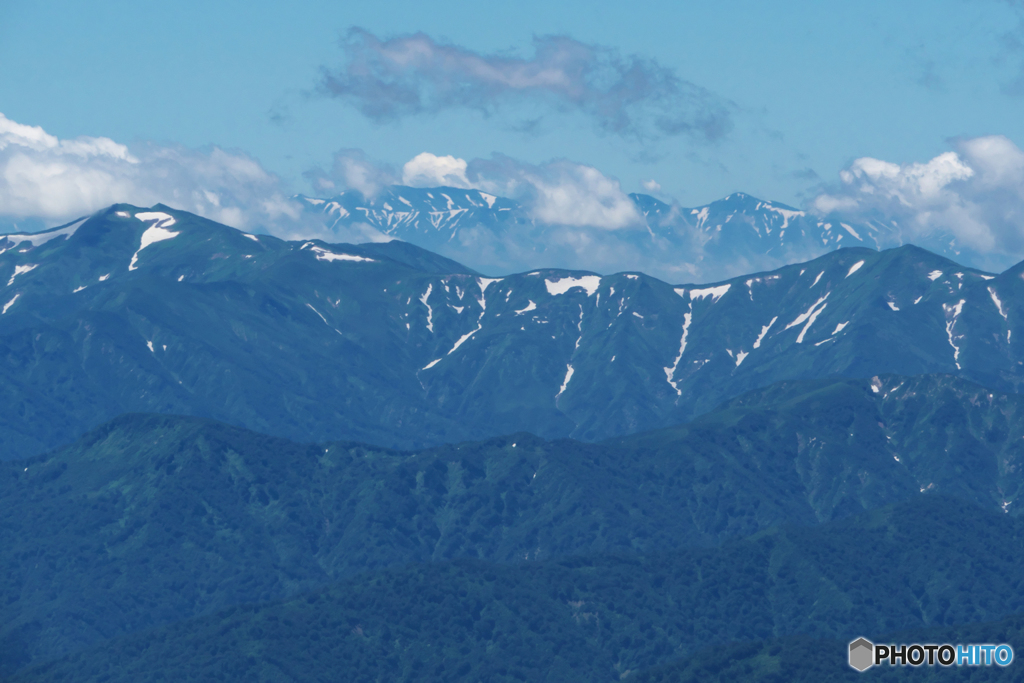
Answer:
[
  {"xmin": 465, "ymin": 154, "xmax": 642, "ymax": 230},
  {"xmin": 318, "ymin": 29, "xmax": 732, "ymax": 142},
  {"xmin": 312, "ymin": 149, "xmax": 643, "ymax": 231},
  {"xmin": 0, "ymin": 113, "xmax": 298, "ymax": 231},
  {"xmin": 813, "ymin": 135, "xmax": 1024, "ymax": 260}
]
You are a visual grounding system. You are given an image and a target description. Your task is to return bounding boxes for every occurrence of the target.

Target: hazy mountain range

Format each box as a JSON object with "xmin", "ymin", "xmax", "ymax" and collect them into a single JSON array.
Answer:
[{"xmin": 293, "ymin": 185, "xmax": 985, "ymax": 282}]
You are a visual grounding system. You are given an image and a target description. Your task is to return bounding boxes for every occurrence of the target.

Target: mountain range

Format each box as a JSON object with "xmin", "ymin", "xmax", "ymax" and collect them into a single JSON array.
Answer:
[
  {"xmin": 1, "ymin": 203, "xmax": 1022, "ymax": 458},
  {"xmin": 4, "ymin": 200, "xmax": 1024, "ymax": 680},
  {"xmin": 296, "ymin": 186, "xmax": 893, "ymax": 282}
]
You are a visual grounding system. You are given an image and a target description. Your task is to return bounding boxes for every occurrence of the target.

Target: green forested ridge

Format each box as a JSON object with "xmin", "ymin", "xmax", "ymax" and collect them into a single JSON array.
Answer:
[
  {"xmin": 630, "ymin": 372, "xmax": 1024, "ymax": 517},
  {"xmin": 10, "ymin": 496, "xmax": 1024, "ymax": 682},
  {"xmin": 2, "ymin": 372, "xmax": 1024, "ymax": 674}
]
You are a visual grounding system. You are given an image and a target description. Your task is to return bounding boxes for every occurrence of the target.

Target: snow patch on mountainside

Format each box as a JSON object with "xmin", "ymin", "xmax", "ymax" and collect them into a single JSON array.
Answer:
[
  {"xmin": 796, "ymin": 299, "xmax": 828, "ymax": 343},
  {"xmin": 989, "ymin": 288, "xmax": 1008, "ymax": 320},
  {"xmin": 556, "ymin": 364, "xmax": 575, "ymax": 399},
  {"xmin": 130, "ymin": 214, "xmax": 180, "ymax": 271},
  {"xmin": 765, "ymin": 205, "xmax": 804, "ymax": 231},
  {"xmin": 786, "ymin": 294, "xmax": 829, "ymax": 332},
  {"xmin": 573, "ymin": 304, "xmax": 584, "ymax": 350},
  {"xmin": 306, "ymin": 303, "xmax": 329, "ymax": 325},
  {"xmin": 302, "ymin": 243, "xmax": 375, "ymax": 262},
  {"xmin": 691, "ymin": 207, "xmax": 709, "ymax": 230},
  {"xmin": 546, "ymin": 275, "xmax": 601, "ymax": 296},
  {"xmin": 2, "ymin": 218, "xmax": 85, "ymax": 250},
  {"xmin": 7, "ymin": 264, "xmax": 37, "ymax": 286},
  {"xmin": 478, "ymin": 277, "xmax": 502, "ymax": 294},
  {"xmin": 815, "ymin": 320, "xmax": 851, "ymax": 346},
  {"xmin": 690, "ymin": 284, "xmax": 730, "ymax": 303},
  {"xmin": 753, "ymin": 316, "xmax": 778, "ymax": 349},
  {"xmin": 943, "ymin": 299, "xmax": 967, "ymax": 369},
  {"xmin": 450, "ymin": 327, "xmax": 480, "ymax": 354},
  {"xmin": 784, "ymin": 294, "xmax": 830, "ymax": 344},
  {"xmin": 419, "ymin": 284, "xmax": 434, "ymax": 333},
  {"xmin": 664, "ymin": 303, "xmax": 694, "ymax": 395},
  {"xmin": 515, "ymin": 301, "xmax": 537, "ymax": 315},
  {"xmin": 135, "ymin": 212, "xmax": 176, "ymax": 227},
  {"xmin": 840, "ymin": 223, "xmax": 861, "ymax": 239}
]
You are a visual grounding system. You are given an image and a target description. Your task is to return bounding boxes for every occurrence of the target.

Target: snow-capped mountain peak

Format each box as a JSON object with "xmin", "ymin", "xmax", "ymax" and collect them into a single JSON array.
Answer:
[{"xmin": 297, "ymin": 185, "xmax": 893, "ymax": 281}]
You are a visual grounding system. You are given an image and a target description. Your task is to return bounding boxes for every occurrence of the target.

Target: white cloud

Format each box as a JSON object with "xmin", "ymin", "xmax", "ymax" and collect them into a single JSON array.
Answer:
[
  {"xmin": 642, "ymin": 179, "xmax": 661, "ymax": 193},
  {"xmin": 402, "ymin": 152, "xmax": 471, "ymax": 188},
  {"xmin": 0, "ymin": 112, "xmax": 295, "ymax": 231},
  {"xmin": 813, "ymin": 135, "xmax": 1024, "ymax": 256},
  {"xmin": 959, "ymin": 135, "xmax": 1024, "ymax": 186},
  {"xmin": 460, "ymin": 154, "xmax": 643, "ymax": 230},
  {"xmin": 312, "ymin": 146, "xmax": 642, "ymax": 231},
  {"xmin": 305, "ymin": 148, "xmax": 398, "ymax": 197},
  {"xmin": 0, "ymin": 115, "xmax": 137, "ymax": 162},
  {"xmin": 510, "ymin": 161, "xmax": 642, "ymax": 230}
]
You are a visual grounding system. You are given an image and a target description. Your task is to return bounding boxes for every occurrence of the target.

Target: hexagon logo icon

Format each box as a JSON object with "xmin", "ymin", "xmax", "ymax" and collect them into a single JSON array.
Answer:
[{"xmin": 849, "ymin": 638, "xmax": 874, "ymax": 672}]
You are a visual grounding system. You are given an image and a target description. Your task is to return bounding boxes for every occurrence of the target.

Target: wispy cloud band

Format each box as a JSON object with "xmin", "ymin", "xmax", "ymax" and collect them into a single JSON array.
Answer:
[{"xmin": 318, "ymin": 29, "xmax": 732, "ymax": 142}]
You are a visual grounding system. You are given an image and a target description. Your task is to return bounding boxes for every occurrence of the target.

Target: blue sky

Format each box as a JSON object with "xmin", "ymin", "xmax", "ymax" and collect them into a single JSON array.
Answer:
[{"xmin": 3, "ymin": 0, "xmax": 1022, "ymax": 207}]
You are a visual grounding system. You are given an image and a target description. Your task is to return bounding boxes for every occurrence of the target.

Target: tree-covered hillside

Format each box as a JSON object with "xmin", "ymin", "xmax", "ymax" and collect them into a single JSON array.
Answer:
[
  {"xmin": 10, "ymin": 496, "xmax": 1024, "ymax": 682},
  {"xmin": 3, "ymin": 373, "xmax": 1024, "ymax": 672}
]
